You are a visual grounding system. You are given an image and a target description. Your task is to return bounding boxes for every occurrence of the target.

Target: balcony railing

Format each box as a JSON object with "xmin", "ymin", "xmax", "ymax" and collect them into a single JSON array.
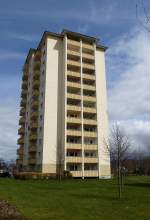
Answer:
[
  {"xmin": 82, "ymin": 73, "xmax": 95, "ymax": 80},
  {"xmin": 82, "ymin": 63, "xmax": 95, "ymax": 70},
  {"xmin": 67, "ymin": 60, "xmax": 81, "ymax": 67},
  {"xmin": 67, "ymin": 39, "xmax": 80, "ymax": 47},
  {"xmin": 30, "ymin": 112, "xmax": 38, "ymax": 119},
  {"xmin": 33, "ymin": 71, "xmax": 40, "ymax": 79},
  {"xmin": 17, "ymin": 137, "xmax": 24, "ymax": 145},
  {"xmin": 67, "ymin": 50, "xmax": 80, "ymax": 57},
  {"xmin": 21, "ymin": 90, "xmax": 28, "ymax": 98},
  {"xmin": 30, "ymin": 122, "xmax": 38, "ymax": 129},
  {"xmin": 20, "ymin": 100, "xmax": 27, "ymax": 107},
  {"xmin": 19, "ymin": 117, "xmax": 25, "ymax": 125},
  {"xmin": 28, "ymin": 146, "xmax": 36, "ymax": 152},
  {"xmin": 66, "ymin": 156, "xmax": 82, "ymax": 163},
  {"xmin": 20, "ymin": 108, "xmax": 26, "ymax": 116},
  {"xmin": 67, "ymin": 105, "xmax": 81, "ymax": 112},
  {"xmin": 83, "ymin": 119, "xmax": 97, "ymax": 125},
  {"xmin": 84, "ymin": 170, "xmax": 98, "ymax": 177},
  {"xmin": 67, "ymin": 71, "xmax": 80, "ymax": 78},
  {"xmin": 83, "ymin": 96, "xmax": 96, "ymax": 102},
  {"xmin": 82, "ymin": 43, "xmax": 94, "ymax": 50},
  {"xmin": 69, "ymin": 171, "xmax": 82, "ymax": 177},
  {"xmin": 84, "ymin": 131, "xmax": 97, "ymax": 137},
  {"xmin": 29, "ymin": 134, "xmax": 38, "ymax": 141},
  {"xmin": 82, "ymin": 53, "xmax": 94, "ymax": 60},
  {"xmin": 32, "ymin": 90, "xmax": 39, "ymax": 98},
  {"xmin": 18, "ymin": 127, "xmax": 25, "ymax": 135},
  {"xmin": 66, "ymin": 143, "xmax": 82, "ymax": 150},
  {"xmin": 84, "ymin": 144, "xmax": 97, "ymax": 150},
  {"xmin": 67, "ymin": 130, "xmax": 82, "ymax": 136},
  {"xmin": 67, "ymin": 93, "xmax": 81, "ymax": 100},
  {"xmin": 83, "ymin": 84, "xmax": 95, "ymax": 91},
  {"xmin": 17, "ymin": 147, "xmax": 24, "ymax": 155},
  {"xmin": 28, "ymin": 158, "xmax": 36, "ymax": 165},
  {"xmin": 32, "ymin": 80, "xmax": 40, "ymax": 89},
  {"xmin": 67, "ymin": 81, "xmax": 81, "ymax": 89},
  {"xmin": 67, "ymin": 117, "xmax": 81, "ymax": 124},
  {"xmin": 22, "ymin": 81, "xmax": 28, "ymax": 89},
  {"xmin": 31, "ymin": 101, "xmax": 39, "ymax": 108},
  {"xmin": 83, "ymin": 107, "xmax": 96, "ymax": 113},
  {"xmin": 22, "ymin": 72, "xmax": 28, "ymax": 81},
  {"xmin": 84, "ymin": 157, "xmax": 98, "ymax": 163}
]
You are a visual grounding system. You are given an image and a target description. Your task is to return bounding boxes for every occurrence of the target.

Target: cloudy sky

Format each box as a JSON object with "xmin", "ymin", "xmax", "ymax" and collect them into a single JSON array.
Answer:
[{"xmin": 0, "ymin": 0, "xmax": 150, "ymax": 160}]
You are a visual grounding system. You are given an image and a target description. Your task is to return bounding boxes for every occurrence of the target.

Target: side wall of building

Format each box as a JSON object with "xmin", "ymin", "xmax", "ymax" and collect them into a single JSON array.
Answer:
[
  {"xmin": 42, "ymin": 36, "xmax": 63, "ymax": 173},
  {"xmin": 95, "ymin": 48, "xmax": 111, "ymax": 178}
]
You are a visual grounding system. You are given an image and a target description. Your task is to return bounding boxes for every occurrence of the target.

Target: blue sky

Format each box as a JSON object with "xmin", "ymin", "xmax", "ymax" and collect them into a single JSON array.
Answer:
[{"xmin": 0, "ymin": 0, "xmax": 150, "ymax": 160}]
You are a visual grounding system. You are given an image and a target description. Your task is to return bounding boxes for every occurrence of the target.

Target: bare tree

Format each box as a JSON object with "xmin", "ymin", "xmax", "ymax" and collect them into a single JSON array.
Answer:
[
  {"xmin": 105, "ymin": 123, "xmax": 131, "ymax": 199},
  {"xmin": 136, "ymin": 0, "xmax": 150, "ymax": 32}
]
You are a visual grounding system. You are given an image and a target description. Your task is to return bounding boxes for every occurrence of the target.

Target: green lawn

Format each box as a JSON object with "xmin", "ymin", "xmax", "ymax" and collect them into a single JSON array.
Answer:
[{"xmin": 0, "ymin": 176, "xmax": 150, "ymax": 220}]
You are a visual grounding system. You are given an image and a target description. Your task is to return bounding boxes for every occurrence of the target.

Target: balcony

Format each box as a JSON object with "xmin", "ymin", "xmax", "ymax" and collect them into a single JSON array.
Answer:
[
  {"xmin": 67, "ymin": 93, "xmax": 81, "ymax": 100},
  {"xmin": 34, "ymin": 51, "xmax": 41, "ymax": 61},
  {"xmin": 83, "ymin": 119, "xmax": 97, "ymax": 125},
  {"xmin": 33, "ymin": 61, "xmax": 41, "ymax": 71},
  {"xmin": 67, "ymin": 50, "xmax": 80, "ymax": 57},
  {"xmin": 67, "ymin": 130, "xmax": 82, "ymax": 136},
  {"xmin": 18, "ymin": 127, "xmax": 25, "ymax": 135},
  {"xmin": 84, "ymin": 131, "xmax": 97, "ymax": 137},
  {"xmin": 28, "ymin": 158, "xmax": 36, "ymax": 165},
  {"xmin": 16, "ymin": 158, "xmax": 23, "ymax": 165},
  {"xmin": 22, "ymin": 81, "xmax": 28, "ymax": 89},
  {"xmin": 83, "ymin": 96, "xmax": 96, "ymax": 102},
  {"xmin": 30, "ymin": 122, "xmax": 38, "ymax": 129},
  {"xmin": 82, "ymin": 63, "xmax": 95, "ymax": 70},
  {"xmin": 30, "ymin": 112, "xmax": 38, "ymax": 119},
  {"xmin": 82, "ymin": 53, "xmax": 94, "ymax": 60},
  {"xmin": 84, "ymin": 144, "xmax": 97, "ymax": 150},
  {"xmin": 67, "ymin": 105, "xmax": 81, "ymax": 112},
  {"xmin": 31, "ymin": 100, "xmax": 39, "ymax": 109},
  {"xmin": 67, "ymin": 71, "xmax": 80, "ymax": 78},
  {"xmin": 83, "ymin": 84, "xmax": 95, "ymax": 91},
  {"xmin": 67, "ymin": 39, "xmax": 80, "ymax": 47},
  {"xmin": 82, "ymin": 42, "xmax": 94, "ymax": 50},
  {"xmin": 84, "ymin": 157, "xmax": 98, "ymax": 163},
  {"xmin": 33, "ymin": 71, "xmax": 40, "ymax": 79},
  {"xmin": 17, "ymin": 147, "xmax": 24, "ymax": 155},
  {"xmin": 28, "ymin": 146, "xmax": 36, "ymax": 152},
  {"xmin": 20, "ymin": 100, "xmax": 27, "ymax": 107},
  {"xmin": 20, "ymin": 108, "xmax": 26, "ymax": 116},
  {"xmin": 70, "ymin": 171, "xmax": 82, "ymax": 177},
  {"xmin": 84, "ymin": 170, "xmax": 98, "ymax": 177},
  {"xmin": 21, "ymin": 90, "xmax": 28, "ymax": 98},
  {"xmin": 66, "ymin": 156, "xmax": 82, "ymax": 163},
  {"xmin": 82, "ymin": 73, "xmax": 95, "ymax": 80},
  {"xmin": 19, "ymin": 117, "xmax": 25, "ymax": 125},
  {"xmin": 67, "ymin": 60, "xmax": 80, "ymax": 67},
  {"xmin": 17, "ymin": 137, "xmax": 24, "ymax": 145},
  {"xmin": 67, "ymin": 117, "xmax": 81, "ymax": 124},
  {"xmin": 67, "ymin": 81, "xmax": 81, "ymax": 89},
  {"xmin": 32, "ymin": 90, "xmax": 39, "ymax": 98},
  {"xmin": 32, "ymin": 80, "xmax": 40, "ymax": 89},
  {"xmin": 22, "ymin": 72, "xmax": 28, "ymax": 81},
  {"xmin": 83, "ymin": 107, "xmax": 96, "ymax": 113},
  {"xmin": 29, "ymin": 134, "xmax": 38, "ymax": 141},
  {"xmin": 66, "ymin": 143, "xmax": 82, "ymax": 150}
]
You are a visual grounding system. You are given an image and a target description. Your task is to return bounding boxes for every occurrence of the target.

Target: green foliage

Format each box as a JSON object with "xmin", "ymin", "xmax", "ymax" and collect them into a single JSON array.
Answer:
[{"xmin": 0, "ymin": 176, "xmax": 150, "ymax": 220}]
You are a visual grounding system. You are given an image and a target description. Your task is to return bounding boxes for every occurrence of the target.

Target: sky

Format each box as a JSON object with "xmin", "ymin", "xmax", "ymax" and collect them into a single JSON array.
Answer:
[{"xmin": 0, "ymin": 0, "xmax": 150, "ymax": 160}]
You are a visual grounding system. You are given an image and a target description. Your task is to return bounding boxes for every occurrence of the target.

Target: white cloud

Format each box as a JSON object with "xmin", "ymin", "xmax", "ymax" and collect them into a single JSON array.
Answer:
[{"xmin": 107, "ymin": 28, "xmax": 150, "ymax": 151}]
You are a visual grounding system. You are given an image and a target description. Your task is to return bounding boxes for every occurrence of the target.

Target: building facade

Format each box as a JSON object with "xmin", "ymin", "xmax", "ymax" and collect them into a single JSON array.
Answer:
[{"xmin": 17, "ymin": 29, "xmax": 110, "ymax": 178}]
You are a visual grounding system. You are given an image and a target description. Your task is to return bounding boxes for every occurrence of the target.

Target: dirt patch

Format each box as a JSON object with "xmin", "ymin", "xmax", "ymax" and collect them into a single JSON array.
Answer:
[{"xmin": 0, "ymin": 200, "xmax": 27, "ymax": 220}]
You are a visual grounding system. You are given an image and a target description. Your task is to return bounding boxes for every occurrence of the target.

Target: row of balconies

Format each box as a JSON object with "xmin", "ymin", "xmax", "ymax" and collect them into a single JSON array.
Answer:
[
  {"xmin": 67, "ymin": 71, "xmax": 95, "ymax": 80},
  {"xmin": 66, "ymin": 143, "xmax": 97, "ymax": 150},
  {"xmin": 67, "ymin": 130, "xmax": 97, "ymax": 137},
  {"xmin": 67, "ymin": 81, "xmax": 96, "ymax": 91},
  {"xmin": 67, "ymin": 60, "xmax": 95, "ymax": 70},
  {"xmin": 67, "ymin": 105, "xmax": 96, "ymax": 113},
  {"xmin": 67, "ymin": 39, "xmax": 94, "ymax": 51},
  {"xmin": 67, "ymin": 93, "xmax": 96, "ymax": 102},
  {"xmin": 66, "ymin": 156, "xmax": 98, "ymax": 163},
  {"xmin": 67, "ymin": 117, "xmax": 97, "ymax": 125},
  {"xmin": 67, "ymin": 49, "xmax": 94, "ymax": 60},
  {"xmin": 69, "ymin": 170, "xmax": 98, "ymax": 177}
]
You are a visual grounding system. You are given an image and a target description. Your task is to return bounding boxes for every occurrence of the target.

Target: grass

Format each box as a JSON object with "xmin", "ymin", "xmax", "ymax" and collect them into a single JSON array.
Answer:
[{"xmin": 0, "ymin": 176, "xmax": 150, "ymax": 220}]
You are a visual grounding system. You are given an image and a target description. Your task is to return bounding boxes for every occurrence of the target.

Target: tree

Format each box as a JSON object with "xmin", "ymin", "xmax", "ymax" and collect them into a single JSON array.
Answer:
[
  {"xmin": 105, "ymin": 123, "xmax": 131, "ymax": 199},
  {"xmin": 136, "ymin": 0, "xmax": 150, "ymax": 32}
]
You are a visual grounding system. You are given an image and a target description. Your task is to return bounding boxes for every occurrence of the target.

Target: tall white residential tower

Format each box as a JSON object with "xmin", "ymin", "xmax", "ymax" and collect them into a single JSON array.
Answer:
[{"xmin": 17, "ymin": 29, "xmax": 110, "ymax": 178}]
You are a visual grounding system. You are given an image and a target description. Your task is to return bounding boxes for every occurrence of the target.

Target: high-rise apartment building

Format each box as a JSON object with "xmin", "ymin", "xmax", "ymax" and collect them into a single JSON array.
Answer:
[{"xmin": 16, "ymin": 29, "xmax": 110, "ymax": 178}]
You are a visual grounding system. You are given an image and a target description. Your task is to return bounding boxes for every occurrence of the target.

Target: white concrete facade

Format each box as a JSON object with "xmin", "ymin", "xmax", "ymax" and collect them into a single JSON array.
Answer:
[{"xmin": 17, "ymin": 30, "xmax": 111, "ymax": 178}]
